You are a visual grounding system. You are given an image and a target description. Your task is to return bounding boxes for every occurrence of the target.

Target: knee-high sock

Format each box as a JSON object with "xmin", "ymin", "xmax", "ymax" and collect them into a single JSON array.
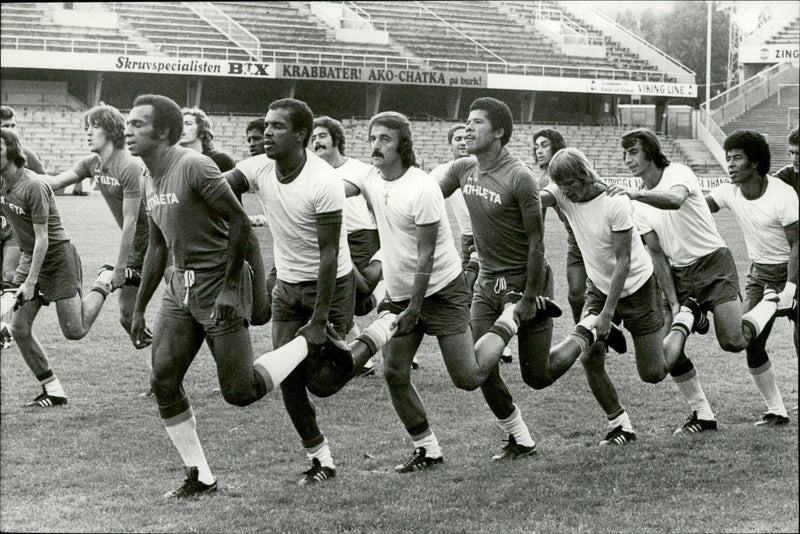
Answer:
[
  {"xmin": 742, "ymin": 299, "xmax": 778, "ymax": 339},
  {"xmin": 497, "ymin": 404, "xmax": 535, "ymax": 447},
  {"xmin": 164, "ymin": 410, "xmax": 214, "ymax": 485},
  {"xmin": 750, "ymin": 361, "xmax": 787, "ymax": 417},
  {"xmin": 253, "ymin": 337, "xmax": 308, "ymax": 392},
  {"xmin": 672, "ymin": 366, "xmax": 714, "ymax": 421}
]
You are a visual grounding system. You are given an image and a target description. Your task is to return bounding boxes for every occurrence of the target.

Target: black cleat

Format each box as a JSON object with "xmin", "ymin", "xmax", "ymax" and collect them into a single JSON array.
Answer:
[
  {"xmin": 164, "ymin": 466, "xmax": 217, "ymax": 498},
  {"xmin": 25, "ymin": 387, "xmax": 67, "ymax": 408},
  {"xmin": 500, "ymin": 348, "xmax": 513, "ymax": 364},
  {"xmin": 394, "ymin": 447, "xmax": 443, "ymax": 473},
  {"xmin": 491, "ymin": 435, "xmax": 536, "ymax": 460},
  {"xmin": 674, "ymin": 411, "xmax": 717, "ymax": 435},
  {"xmin": 124, "ymin": 267, "xmax": 142, "ymax": 287},
  {"xmin": 298, "ymin": 458, "xmax": 336, "ymax": 486},
  {"xmin": 320, "ymin": 323, "xmax": 354, "ymax": 375},
  {"xmin": 598, "ymin": 425, "xmax": 637, "ymax": 446},
  {"xmin": 754, "ymin": 412, "xmax": 790, "ymax": 427},
  {"xmin": 502, "ymin": 291, "xmax": 562, "ymax": 322},
  {"xmin": 684, "ymin": 297, "xmax": 709, "ymax": 334}
]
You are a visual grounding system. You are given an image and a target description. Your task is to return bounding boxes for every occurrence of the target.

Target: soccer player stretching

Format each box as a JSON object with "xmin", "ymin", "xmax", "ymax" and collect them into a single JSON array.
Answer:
[
  {"xmin": 126, "ymin": 95, "xmax": 301, "ymax": 498},
  {"xmin": 1, "ymin": 129, "xmax": 114, "ymax": 407}
]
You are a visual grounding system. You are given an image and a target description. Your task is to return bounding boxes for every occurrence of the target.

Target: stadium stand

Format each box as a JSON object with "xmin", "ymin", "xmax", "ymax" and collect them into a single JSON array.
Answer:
[
  {"xmin": 766, "ymin": 17, "xmax": 800, "ymax": 45},
  {"xmin": 0, "ymin": 2, "xmax": 148, "ymax": 55}
]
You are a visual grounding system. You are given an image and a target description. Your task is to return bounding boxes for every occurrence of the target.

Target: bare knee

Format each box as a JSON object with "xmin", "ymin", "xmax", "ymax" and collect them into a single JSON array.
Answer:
[
  {"xmin": 521, "ymin": 372, "xmax": 553, "ymax": 390},
  {"xmin": 62, "ymin": 325, "xmax": 88, "ymax": 341},
  {"xmin": 221, "ymin": 387, "xmax": 257, "ymax": 407},
  {"xmin": 718, "ymin": 335, "xmax": 745, "ymax": 353},
  {"xmin": 451, "ymin": 374, "xmax": 481, "ymax": 391},
  {"xmin": 383, "ymin": 364, "xmax": 410, "ymax": 389},
  {"xmin": 580, "ymin": 349, "xmax": 605, "ymax": 372},
  {"xmin": 639, "ymin": 370, "xmax": 666, "ymax": 384}
]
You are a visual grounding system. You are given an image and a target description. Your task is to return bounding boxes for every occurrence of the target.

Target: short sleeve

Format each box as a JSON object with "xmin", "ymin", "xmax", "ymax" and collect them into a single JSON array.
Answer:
[
  {"xmin": 235, "ymin": 155, "xmax": 272, "ymax": 192},
  {"xmin": 437, "ymin": 158, "xmax": 467, "ymax": 198},
  {"xmin": 119, "ymin": 159, "xmax": 145, "ymax": 199},
  {"xmin": 411, "ymin": 177, "xmax": 443, "ymax": 226},
  {"xmin": 342, "ymin": 164, "xmax": 367, "ymax": 192},
  {"xmin": 607, "ymin": 195, "xmax": 634, "ymax": 232},
  {"xmin": 71, "ymin": 154, "xmax": 98, "ymax": 180},
  {"xmin": 27, "ymin": 180, "xmax": 53, "ymax": 225},
  {"xmin": 663, "ymin": 164, "xmax": 698, "ymax": 194},
  {"xmin": 189, "ymin": 154, "xmax": 230, "ymax": 205},
  {"xmin": 707, "ymin": 183, "xmax": 732, "ymax": 210},
  {"xmin": 511, "ymin": 166, "xmax": 541, "ymax": 218},
  {"xmin": 313, "ymin": 172, "xmax": 345, "ymax": 214},
  {"xmin": 778, "ymin": 184, "xmax": 799, "ymax": 227}
]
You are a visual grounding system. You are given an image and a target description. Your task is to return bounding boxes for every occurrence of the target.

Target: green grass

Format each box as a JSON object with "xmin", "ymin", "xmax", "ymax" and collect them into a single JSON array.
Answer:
[{"xmin": 1, "ymin": 194, "xmax": 797, "ymax": 533}]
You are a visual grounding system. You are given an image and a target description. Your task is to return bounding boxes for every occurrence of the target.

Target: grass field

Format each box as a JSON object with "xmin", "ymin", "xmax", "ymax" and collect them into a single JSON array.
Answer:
[{"xmin": 1, "ymin": 193, "xmax": 797, "ymax": 533}]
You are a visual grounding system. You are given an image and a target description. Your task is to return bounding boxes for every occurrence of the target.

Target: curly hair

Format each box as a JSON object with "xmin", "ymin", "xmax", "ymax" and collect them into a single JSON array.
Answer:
[
  {"xmin": 621, "ymin": 128, "xmax": 670, "ymax": 169},
  {"xmin": 84, "ymin": 104, "xmax": 126, "ymax": 149},
  {"xmin": 723, "ymin": 130, "xmax": 771, "ymax": 175},
  {"xmin": 368, "ymin": 111, "xmax": 417, "ymax": 168}
]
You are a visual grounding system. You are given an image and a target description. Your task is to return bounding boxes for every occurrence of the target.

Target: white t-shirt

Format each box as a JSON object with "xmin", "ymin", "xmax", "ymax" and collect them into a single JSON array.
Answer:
[
  {"xmin": 430, "ymin": 160, "xmax": 472, "ymax": 237},
  {"xmin": 236, "ymin": 151, "xmax": 352, "ymax": 283},
  {"xmin": 344, "ymin": 166, "xmax": 462, "ymax": 301},
  {"xmin": 708, "ymin": 175, "xmax": 798, "ymax": 264},
  {"xmin": 545, "ymin": 184, "xmax": 653, "ymax": 297},
  {"xmin": 632, "ymin": 163, "xmax": 727, "ymax": 267},
  {"xmin": 332, "ymin": 157, "xmax": 377, "ymax": 234}
]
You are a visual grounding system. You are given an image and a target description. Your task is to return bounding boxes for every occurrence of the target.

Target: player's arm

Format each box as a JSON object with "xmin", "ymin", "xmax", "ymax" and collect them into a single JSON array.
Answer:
[
  {"xmin": 297, "ymin": 210, "xmax": 343, "ymax": 347},
  {"xmin": 515, "ymin": 173, "xmax": 548, "ymax": 324},
  {"xmin": 205, "ymin": 184, "xmax": 251, "ymax": 322},
  {"xmin": 642, "ymin": 230, "xmax": 680, "ymax": 315},
  {"xmin": 705, "ymin": 194, "xmax": 721, "ymax": 214},
  {"xmin": 130, "ymin": 216, "xmax": 167, "ymax": 345},
  {"xmin": 343, "ymin": 180, "xmax": 360, "ymax": 198},
  {"xmin": 18, "ymin": 222, "xmax": 48, "ymax": 304},
  {"xmin": 24, "ymin": 148, "xmax": 47, "ymax": 175},
  {"xmin": 111, "ymin": 195, "xmax": 141, "ymax": 289},
  {"xmin": 607, "ymin": 183, "xmax": 689, "ymax": 210},
  {"xmin": 540, "ymin": 188, "xmax": 557, "ymax": 209},
  {"xmin": 222, "ymin": 168, "xmax": 251, "ymax": 197},
  {"xmin": 785, "ymin": 221, "xmax": 798, "ymax": 286},
  {"xmin": 395, "ymin": 222, "xmax": 437, "ymax": 336},
  {"xmin": 595, "ymin": 228, "xmax": 632, "ymax": 339},
  {"xmin": 43, "ymin": 169, "xmax": 82, "ymax": 191}
]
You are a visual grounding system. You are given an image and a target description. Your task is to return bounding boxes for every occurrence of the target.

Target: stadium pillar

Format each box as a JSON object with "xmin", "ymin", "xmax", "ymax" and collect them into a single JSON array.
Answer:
[
  {"xmin": 186, "ymin": 77, "xmax": 203, "ymax": 108},
  {"xmin": 520, "ymin": 92, "xmax": 535, "ymax": 123},
  {"xmin": 87, "ymin": 72, "xmax": 103, "ymax": 107},
  {"xmin": 365, "ymin": 85, "xmax": 382, "ymax": 117},
  {"xmin": 282, "ymin": 81, "xmax": 297, "ymax": 99},
  {"xmin": 446, "ymin": 88, "xmax": 462, "ymax": 120}
]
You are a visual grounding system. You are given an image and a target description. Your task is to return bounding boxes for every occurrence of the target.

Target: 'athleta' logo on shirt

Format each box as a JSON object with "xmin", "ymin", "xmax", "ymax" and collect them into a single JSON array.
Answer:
[
  {"xmin": 95, "ymin": 174, "xmax": 121, "ymax": 187},
  {"xmin": 2, "ymin": 201, "xmax": 26, "ymax": 215},
  {"xmin": 146, "ymin": 192, "xmax": 179, "ymax": 210},
  {"xmin": 462, "ymin": 183, "xmax": 502, "ymax": 204}
]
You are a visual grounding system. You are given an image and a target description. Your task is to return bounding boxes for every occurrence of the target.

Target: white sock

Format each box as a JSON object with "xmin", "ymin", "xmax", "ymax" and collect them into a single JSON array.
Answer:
[
  {"xmin": 672, "ymin": 306, "xmax": 695, "ymax": 334},
  {"xmin": 358, "ymin": 313, "xmax": 396, "ymax": 353},
  {"xmin": 42, "ymin": 376, "xmax": 65, "ymax": 398},
  {"xmin": 750, "ymin": 361, "xmax": 787, "ymax": 417},
  {"xmin": 1, "ymin": 290, "xmax": 16, "ymax": 323},
  {"xmin": 497, "ymin": 405, "xmax": 535, "ymax": 447},
  {"xmin": 305, "ymin": 439, "xmax": 335, "ymax": 469},
  {"xmin": 742, "ymin": 299, "xmax": 778, "ymax": 338},
  {"xmin": 672, "ymin": 372, "xmax": 715, "ymax": 421},
  {"xmin": 253, "ymin": 336, "xmax": 308, "ymax": 392},
  {"xmin": 502, "ymin": 344, "xmax": 513, "ymax": 357},
  {"xmin": 412, "ymin": 430, "xmax": 442, "ymax": 459},
  {"xmin": 608, "ymin": 410, "xmax": 634, "ymax": 433},
  {"xmin": 165, "ymin": 413, "xmax": 214, "ymax": 485}
]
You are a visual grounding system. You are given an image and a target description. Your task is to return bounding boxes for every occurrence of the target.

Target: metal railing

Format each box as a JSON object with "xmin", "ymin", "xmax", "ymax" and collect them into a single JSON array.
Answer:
[
  {"xmin": 182, "ymin": 2, "xmax": 260, "ymax": 61},
  {"xmin": 531, "ymin": 4, "xmax": 603, "ymax": 46},
  {"xmin": 1, "ymin": 35, "xmax": 143, "ymax": 55},
  {"xmin": 413, "ymin": 1, "xmax": 511, "ymax": 65},
  {"xmin": 702, "ymin": 63, "xmax": 798, "ymax": 126},
  {"xmin": 576, "ymin": 3, "xmax": 695, "ymax": 78},
  {"xmin": 343, "ymin": 2, "xmax": 387, "ymax": 31}
]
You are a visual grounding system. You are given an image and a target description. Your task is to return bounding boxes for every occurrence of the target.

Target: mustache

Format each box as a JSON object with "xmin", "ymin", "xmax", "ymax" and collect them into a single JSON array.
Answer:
[
  {"xmin": 371, "ymin": 150, "xmax": 384, "ymax": 158},
  {"xmin": 314, "ymin": 143, "xmax": 327, "ymax": 151}
]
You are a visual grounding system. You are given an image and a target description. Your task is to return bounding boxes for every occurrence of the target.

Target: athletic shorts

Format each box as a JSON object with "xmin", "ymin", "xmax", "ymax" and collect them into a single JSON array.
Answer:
[
  {"xmin": 13, "ymin": 241, "xmax": 82, "ymax": 304},
  {"xmin": 472, "ymin": 265, "xmax": 554, "ymax": 334},
  {"xmin": 672, "ymin": 247, "xmax": 740, "ymax": 312},
  {"xmin": 384, "ymin": 272, "xmax": 471, "ymax": 337},
  {"xmin": 159, "ymin": 264, "xmax": 253, "ymax": 337},
  {"xmin": 460, "ymin": 234, "xmax": 475, "ymax": 270},
  {"xmin": 584, "ymin": 275, "xmax": 664, "ymax": 336},
  {"xmin": 565, "ymin": 230, "xmax": 584, "ymax": 270},
  {"xmin": 347, "ymin": 229, "xmax": 380, "ymax": 272},
  {"xmin": 272, "ymin": 270, "xmax": 355, "ymax": 335},
  {"xmin": 1, "ymin": 221, "xmax": 16, "ymax": 246},
  {"xmin": 744, "ymin": 262, "xmax": 793, "ymax": 312}
]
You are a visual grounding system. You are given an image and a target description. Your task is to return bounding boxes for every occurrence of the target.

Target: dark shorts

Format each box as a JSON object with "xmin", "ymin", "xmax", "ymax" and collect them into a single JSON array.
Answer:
[
  {"xmin": 272, "ymin": 270, "xmax": 355, "ymax": 334},
  {"xmin": 584, "ymin": 275, "xmax": 664, "ymax": 336},
  {"xmin": 472, "ymin": 266, "xmax": 554, "ymax": 334},
  {"xmin": 744, "ymin": 262, "xmax": 793, "ymax": 312},
  {"xmin": 460, "ymin": 234, "xmax": 475, "ymax": 270},
  {"xmin": 159, "ymin": 264, "xmax": 253, "ymax": 337},
  {"xmin": 347, "ymin": 229, "xmax": 380, "ymax": 271},
  {"xmin": 566, "ymin": 232, "xmax": 584, "ymax": 269},
  {"xmin": 384, "ymin": 272, "xmax": 472, "ymax": 337},
  {"xmin": 672, "ymin": 248, "xmax": 741, "ymax": 312},
  {"xmin": 13, "ymin": 241, "xmax": 82, "ymax": 304}
]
